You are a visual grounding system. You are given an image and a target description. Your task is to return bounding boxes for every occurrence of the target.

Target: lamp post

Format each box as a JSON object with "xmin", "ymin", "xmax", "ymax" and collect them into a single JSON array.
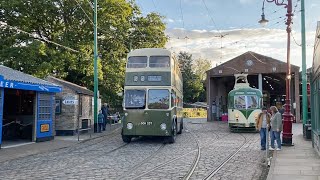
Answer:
[
  {"xmin": 93, "ymin": 0, "xmax": 98, "ymax": 132},
  {"xmin": 259, "ymin": 0, "xmax": 294, "ymax": 146}
]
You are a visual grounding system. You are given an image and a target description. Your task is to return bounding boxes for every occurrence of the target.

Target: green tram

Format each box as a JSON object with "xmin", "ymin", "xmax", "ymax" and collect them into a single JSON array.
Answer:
[
  {"xmin": 228, "ymin": 74, "xmax": 263, "ymax": 131},
  {"xmin": 122, "ymin": 48, "xmax": 183, "ymax": 143}
]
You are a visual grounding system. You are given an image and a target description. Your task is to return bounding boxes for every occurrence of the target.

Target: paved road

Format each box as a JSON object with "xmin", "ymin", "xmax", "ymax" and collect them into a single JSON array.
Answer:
[{"xmin": 0, "ymin": 120, "xmax": 267, "ymax": 180}]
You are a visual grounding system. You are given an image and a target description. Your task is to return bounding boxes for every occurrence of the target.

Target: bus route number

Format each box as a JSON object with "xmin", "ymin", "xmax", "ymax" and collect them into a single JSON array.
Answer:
[{"xmin": 140, "ymin": 122, "xmax": 152, "ymax": 125}]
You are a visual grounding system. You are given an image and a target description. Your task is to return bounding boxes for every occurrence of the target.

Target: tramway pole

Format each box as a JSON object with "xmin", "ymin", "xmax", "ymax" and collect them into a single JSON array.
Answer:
[
  {"xmin": 259, "ymin": 0, "xmax": 294, "ymax": 146},
  {"xmin": 301, "ymin": 0, "xmax": 308, "ymax": 126},
  {"xmin": 93, "ymin": 0, "xmax": 99, "ymax": 132}
]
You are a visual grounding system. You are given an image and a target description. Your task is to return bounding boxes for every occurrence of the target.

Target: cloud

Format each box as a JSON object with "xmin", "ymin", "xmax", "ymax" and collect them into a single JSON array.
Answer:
[
  {"xmin": 165, "ymin": 28, "xmax": 316, "ymax": 68},
  {"xmin": 165, "ymin": 18, "xmax": 175, "ymax": 23}
]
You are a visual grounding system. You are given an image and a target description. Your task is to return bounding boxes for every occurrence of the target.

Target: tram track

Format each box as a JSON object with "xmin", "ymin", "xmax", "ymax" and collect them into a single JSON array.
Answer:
[
  {"xmin": 66, "ymin": 127, "xmax": 122, "ymax": 153},
  {"xmin": 130, "ymin": 123, "xmax": 223, "ymax": 180},
  {"xmin": 118, "ymin": 143, "xmax": 166, "ymax": 180},
  {"xmin": 203, "ymin": 134, "xmax": 250, "ymax": 180}
]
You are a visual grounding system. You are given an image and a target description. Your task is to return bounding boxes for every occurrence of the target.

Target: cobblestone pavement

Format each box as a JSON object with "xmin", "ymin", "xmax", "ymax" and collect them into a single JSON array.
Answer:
[{"xmin": 0, "ymin": 120, "xmax": 267, "ymax": 180}]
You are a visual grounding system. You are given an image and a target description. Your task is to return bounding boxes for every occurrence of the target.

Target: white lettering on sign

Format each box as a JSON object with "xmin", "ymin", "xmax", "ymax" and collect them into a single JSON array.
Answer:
[
  {"xmin": 62, "ymin": 99, "xmax": 78, "ymax": 105},
  {"xmin": 235, "ymin": 92, "xmax": 245, "ymax": 95},
  {"xmin": 0, "ymin": 81, "xmax": 15, "ymax": 88},
  {"xmin": 247, "ymin": 92, "xmax": 257, "ymax": 95}
]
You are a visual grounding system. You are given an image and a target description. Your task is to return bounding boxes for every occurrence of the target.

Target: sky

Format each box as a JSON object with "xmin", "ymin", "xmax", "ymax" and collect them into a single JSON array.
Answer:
[{"xmin": 136, "ymin": 0, "xmax": 320, "ymax": 68}]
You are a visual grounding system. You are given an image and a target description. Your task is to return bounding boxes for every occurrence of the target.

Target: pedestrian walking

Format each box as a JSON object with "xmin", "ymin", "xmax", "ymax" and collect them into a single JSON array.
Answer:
[
  {"xmin": 255, "ymin": 107, "xmax": 271, "ymax": 150},
  {"xmin": 98, "ymin": 110, "xmax": 104, "ymax": 133},
  {"xmin": 269, "ymin": 106, "xmax": 283, "ymax": 151},
  {"xmin": 101, "ymin": 103, "xmax": 109, "ymax": 130}
]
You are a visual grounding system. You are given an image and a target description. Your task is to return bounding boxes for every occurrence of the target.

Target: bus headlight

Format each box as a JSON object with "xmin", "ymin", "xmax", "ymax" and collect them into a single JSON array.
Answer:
[
  {"xmin": 160, "ymin": 123, "xmax": 167, "ymax": 130},
  {"xmin": 254, "ymin": 113, "xmax": 259, "ymax": 119},
  {"xmin": 127, "ymin": 123, "xmax": 133, "ymax": 130}
]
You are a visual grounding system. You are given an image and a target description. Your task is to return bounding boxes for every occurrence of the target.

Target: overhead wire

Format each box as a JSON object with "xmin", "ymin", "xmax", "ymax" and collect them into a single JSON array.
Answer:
[
  {"xmin": 179, "ymin": 0, "xmax": 188, "ymax": 48},
  {"xmin": 116, "ymin": 1, "xmax": 162, "ymax": 44},
  {"xmin": 73, "ymin": 0, "xmax": 112, "ymax": 36},
  {"xmin": 0, "ymin": 22, "xmax": 79, "ymax": 53}
]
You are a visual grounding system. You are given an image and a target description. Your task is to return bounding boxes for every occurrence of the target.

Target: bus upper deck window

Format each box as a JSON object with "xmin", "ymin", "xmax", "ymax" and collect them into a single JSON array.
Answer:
[
  {"xmin": 149, "ymin": 56, "xmax": 170, "ymax": 68},
  {"xmin": 127, "ymin": 56, "xmax": 147, "ymax": 68}
]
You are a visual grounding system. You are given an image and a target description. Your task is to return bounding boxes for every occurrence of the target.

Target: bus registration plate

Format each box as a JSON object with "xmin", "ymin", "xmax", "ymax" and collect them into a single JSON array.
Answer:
[{"xmin": 140, "ymin": 122, "xmax": 153, "ymax": 125}]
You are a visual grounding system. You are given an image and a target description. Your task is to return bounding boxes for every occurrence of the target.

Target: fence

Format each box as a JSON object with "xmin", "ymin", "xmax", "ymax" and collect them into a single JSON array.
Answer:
[{"xmin": 182, "ymin": 108, "xmax": 207, "ymax": 118}]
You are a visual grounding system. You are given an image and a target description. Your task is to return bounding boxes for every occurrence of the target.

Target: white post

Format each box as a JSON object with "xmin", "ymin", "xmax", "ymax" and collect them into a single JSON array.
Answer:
[{"xmin": 258, "ymin": 73, "xmax": 263, "ymax": 92}]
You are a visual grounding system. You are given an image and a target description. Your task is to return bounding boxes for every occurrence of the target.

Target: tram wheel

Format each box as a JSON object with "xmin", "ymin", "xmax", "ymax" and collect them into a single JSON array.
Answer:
[
  {"xmin": 168, "ymin": 122, "xmax": 177, "ymax": 143},
  {"xmin": 122, "ymin": 135, "xmax": 132, "ymax": 143}
]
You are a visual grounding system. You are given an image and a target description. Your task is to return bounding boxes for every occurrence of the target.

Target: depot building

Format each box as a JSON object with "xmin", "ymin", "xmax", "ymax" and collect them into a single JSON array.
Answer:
[
  {"xmin": 0, "ymin": 65, "xmax": 61, "ymax": 148},
  {"xmin": 206, "ymin": 51, "xmax": 300, "ymax": 122}
]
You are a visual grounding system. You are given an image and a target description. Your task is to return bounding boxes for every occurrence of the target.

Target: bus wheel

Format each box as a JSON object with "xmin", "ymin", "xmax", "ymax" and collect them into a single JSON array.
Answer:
[
  {"xmin": 168, "ymin": 122, "xmax": 177, "ymax": 143},
  {"xmin": 122, "ymin": 135, "xmax": 132, "ymax": 143},
  {"xmin": 177, "ymin": 119, "xmax": 183, "ymax": 134}
]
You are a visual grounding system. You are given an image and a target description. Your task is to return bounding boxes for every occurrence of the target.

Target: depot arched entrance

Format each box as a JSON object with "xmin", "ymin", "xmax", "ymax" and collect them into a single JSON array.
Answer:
[{"xmin": 206, "ymin": 51, "xmax": 300, "ymax": 122}]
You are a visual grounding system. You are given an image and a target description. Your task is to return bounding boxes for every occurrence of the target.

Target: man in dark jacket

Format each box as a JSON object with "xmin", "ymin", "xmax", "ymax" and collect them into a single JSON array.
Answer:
[{"xmin": 101, "ymin": 103, "xmax": 108, "ymax": 130}]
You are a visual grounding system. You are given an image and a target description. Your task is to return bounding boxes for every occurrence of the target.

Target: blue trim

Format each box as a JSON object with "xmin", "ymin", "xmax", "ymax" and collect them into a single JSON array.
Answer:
[
  {"xmin": 0, "ymin": 88, "xmax": 3, "ymax": 145},
  {"xmin": 0, "ymin": 75, "xmax": 61, "ymax": 93},
  {"xmin": 36, "ymin": 93, "xmax": 53, "ymax": 139}
]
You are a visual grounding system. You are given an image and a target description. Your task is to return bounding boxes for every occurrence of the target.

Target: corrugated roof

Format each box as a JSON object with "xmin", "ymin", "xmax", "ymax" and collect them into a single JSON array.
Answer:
[
  {"xmin": 0, "ymin": 65, "xmax": 57, "ymax": 86},
  {"xmin": 46, "ymin": 76, "xmax": 93, "ymax": 96}
]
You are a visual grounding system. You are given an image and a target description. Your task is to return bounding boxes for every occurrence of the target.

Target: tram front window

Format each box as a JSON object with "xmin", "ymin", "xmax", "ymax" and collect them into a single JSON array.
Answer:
[
  {"xmin": 148, "ymin": 89, "xmax": 170, "ymax": 109},
  {"xmin": 124, "ymin": 90, "xmax": 146, "ymax": 109},
  {"xmin": 234, "ymin": 95, "xmax": 246, "ymax": 109},
  {"xmin": 247, "ymin": 96, "xmax": 258, "ymax": 109},
  {"xmin": 234, "ymin": 95, "xmax": 259, "ymax": 109}
]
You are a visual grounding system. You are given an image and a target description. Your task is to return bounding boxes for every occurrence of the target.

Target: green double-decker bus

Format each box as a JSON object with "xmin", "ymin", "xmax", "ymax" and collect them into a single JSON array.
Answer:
[{"xmin": 122, "ymin": 48, "xmax": 183, "ymax": 143}]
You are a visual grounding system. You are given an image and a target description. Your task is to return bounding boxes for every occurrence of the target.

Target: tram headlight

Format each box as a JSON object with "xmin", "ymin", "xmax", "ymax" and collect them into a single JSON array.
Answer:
[
  {"xmin": 235, "ymin": 113, "xmax": 239, "ymax": 118},
  {"xmin": 160, "ymin": 123, "xmax": 167, "ymax": 130},
  {"xmin": 127, "ymin": 122, "xmax": 133, "ymax": 130}
]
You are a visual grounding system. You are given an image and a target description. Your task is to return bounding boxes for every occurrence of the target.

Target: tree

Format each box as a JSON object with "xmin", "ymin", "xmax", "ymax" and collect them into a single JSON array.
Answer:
[
  {"xmin": 177, "ymin": 52, "xmax": 204, "ymax": 104},
  {"xmin": 193, "ymin": 58, "xmax": 212, "ymax": 81},
  {"xmin": 192, "ymin": 58, "xmax": 212, "ymax": 102},
  {"xmin": 0, "ymin": 0, "xmax": 168, "ymax": 107}
]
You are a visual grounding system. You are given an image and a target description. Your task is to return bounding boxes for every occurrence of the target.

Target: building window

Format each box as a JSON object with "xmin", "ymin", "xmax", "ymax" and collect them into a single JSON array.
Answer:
[
  {"xmin": 38, "ymin": 93, "xmax": 52, "ymax": 120},
  {"xmin": 55, "ymin": 99, "xmax": 61, "ymax": 114}
]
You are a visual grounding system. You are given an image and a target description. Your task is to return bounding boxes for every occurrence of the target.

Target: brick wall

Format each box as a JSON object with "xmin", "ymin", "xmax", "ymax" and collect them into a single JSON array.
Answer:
[{"xmin": 55, "ymin": 87, "xmax": 77, "ymax": 131}]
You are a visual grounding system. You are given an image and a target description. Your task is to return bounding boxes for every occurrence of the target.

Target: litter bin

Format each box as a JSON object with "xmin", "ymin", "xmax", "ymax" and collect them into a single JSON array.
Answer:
[{"xmin": 304, "ymin": 120, "xmax": 312, "ymax": 140}]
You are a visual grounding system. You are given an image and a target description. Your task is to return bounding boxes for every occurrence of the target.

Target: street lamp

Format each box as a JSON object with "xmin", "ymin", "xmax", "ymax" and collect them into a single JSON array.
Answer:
[{"xmin": 259, "ymin": 0, "xmax": 294, "ymax": 146}]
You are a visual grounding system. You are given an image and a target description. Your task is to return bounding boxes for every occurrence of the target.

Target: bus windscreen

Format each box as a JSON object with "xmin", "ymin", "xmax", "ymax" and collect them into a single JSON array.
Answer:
[{"xmin": 124, "ymin": 90, "xmax": 146, "ymax": 109}]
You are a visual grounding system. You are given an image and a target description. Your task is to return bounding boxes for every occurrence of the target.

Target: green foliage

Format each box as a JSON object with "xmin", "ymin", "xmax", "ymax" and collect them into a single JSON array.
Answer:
[
  {"xmin": 193, "ymin": 58, "xmax": 212, "ymax": 81},
  {"xmin": 0, "ymin": 0, "xmax": 168, "ymax": 107},
  {"xmin": 177, "ymin": 52, "xmax": 205, "ymax": 104}
]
